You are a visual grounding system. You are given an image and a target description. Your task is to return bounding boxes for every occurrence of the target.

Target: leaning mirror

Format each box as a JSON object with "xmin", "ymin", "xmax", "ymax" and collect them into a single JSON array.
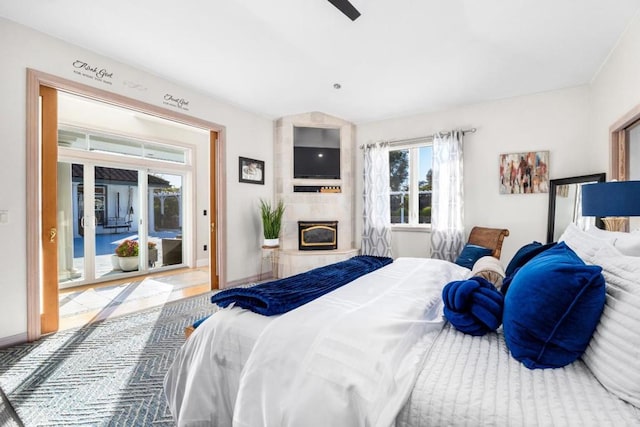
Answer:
[{"xmin": 546, "ymin": 173, "xmax": 606, "ymax": 243}]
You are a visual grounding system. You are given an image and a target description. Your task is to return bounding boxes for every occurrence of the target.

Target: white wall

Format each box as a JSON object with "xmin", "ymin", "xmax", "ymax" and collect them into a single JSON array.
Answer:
[
  {"xmin": 0, "ymin": 18, "xmax": 274, "ymax": 342},
  {"xmin": 356, "ymin": 86, "xmax": 593, "ymax": 263},
  {"xmin": 590, "ymin": 12, "xmax": 640, "ymax": 231},
  {"xmin": 590, "ymin": 12, "xmax": 640, "ymax": 173}
]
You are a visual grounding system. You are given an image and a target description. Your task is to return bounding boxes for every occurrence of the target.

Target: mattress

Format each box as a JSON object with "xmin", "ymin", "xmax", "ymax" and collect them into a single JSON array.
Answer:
[{"xmin": 397, "ymin": 323, "xmax": 640, "ymax": 427}]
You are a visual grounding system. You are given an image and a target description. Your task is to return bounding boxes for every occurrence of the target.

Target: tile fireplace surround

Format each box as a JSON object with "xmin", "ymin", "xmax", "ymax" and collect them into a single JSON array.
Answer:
[{"xmin": 274, "ymin": 112, "xmax": 359, "ymax": 278}]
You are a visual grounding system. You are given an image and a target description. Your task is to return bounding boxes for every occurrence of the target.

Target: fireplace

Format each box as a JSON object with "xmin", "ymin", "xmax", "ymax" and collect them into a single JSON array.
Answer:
[{"xmin": 298, "ymin": 221, "xmax": 338, "ymax": 251}]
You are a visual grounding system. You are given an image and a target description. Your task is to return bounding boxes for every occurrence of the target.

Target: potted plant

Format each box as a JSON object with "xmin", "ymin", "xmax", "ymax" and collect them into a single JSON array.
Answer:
[
  {"xmin": 115, "ymin": 239, "xmax": 139, "ymax": 271},
  {"xmin": 259, "ymin": 198, "xmax": 285, "ymax": 247}
]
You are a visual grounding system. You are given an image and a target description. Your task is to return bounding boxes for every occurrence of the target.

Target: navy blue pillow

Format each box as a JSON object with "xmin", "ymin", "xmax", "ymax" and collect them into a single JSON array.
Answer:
[
  {"xmin": 505, "ymin": 241, "xmax": 557, "ymax": 277},
  {"xmin": 442, "ymin": 276, "xmax": 504, "ymax": 336},
  {"xmin": 455, "ymin": 244, "xmax": 493, "ymax": 269},
  {"xmin": 503, "ymin": 242, "xmax": 605, "ymax": 369},
  {"xmin": 502, "ymin": 241, "xmax": 557, "ymax": 295}
]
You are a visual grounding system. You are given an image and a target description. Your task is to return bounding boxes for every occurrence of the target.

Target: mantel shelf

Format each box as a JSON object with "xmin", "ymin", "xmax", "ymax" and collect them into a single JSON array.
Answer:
[{"xmin": 280, "ymin": 248, "xmax": 359, "ymax": 256}]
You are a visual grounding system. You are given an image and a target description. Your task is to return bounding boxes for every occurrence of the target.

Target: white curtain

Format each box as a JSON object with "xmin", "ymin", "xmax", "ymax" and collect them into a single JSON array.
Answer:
[
  {"xmin": 362, "ymin": 142, "xmax": 392, "ymax": 257},
  {"xmin": 430, "ymin": 131, "xmax": 465, "ymax": 261}
]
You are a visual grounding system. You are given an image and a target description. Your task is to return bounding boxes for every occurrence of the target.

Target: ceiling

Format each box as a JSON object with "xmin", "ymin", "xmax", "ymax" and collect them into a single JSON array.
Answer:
[{"xmin": 2, "ymin": 0, "xmax": 640, "ymax": 123}]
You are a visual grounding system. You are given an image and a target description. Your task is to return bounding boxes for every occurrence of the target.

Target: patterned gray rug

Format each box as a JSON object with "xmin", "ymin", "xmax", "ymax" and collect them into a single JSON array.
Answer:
[{"xmin": 0, "ymin": 291, "xmax": 218, "ymax": 426}]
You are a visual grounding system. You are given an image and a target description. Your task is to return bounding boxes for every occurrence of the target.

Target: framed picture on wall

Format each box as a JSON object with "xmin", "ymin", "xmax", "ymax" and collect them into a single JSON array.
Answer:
[
  {"xmin": 239, "ymin": 156, "xmax": 265, "ymax": 185},
  {"xmin": 499, "ymin": 151, "xmax": 549, "ymax": 194}
]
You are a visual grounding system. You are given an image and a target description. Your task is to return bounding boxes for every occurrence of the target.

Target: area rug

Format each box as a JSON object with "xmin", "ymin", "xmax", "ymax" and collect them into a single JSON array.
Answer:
[{"xmin": 0, "ymin": 291, "xmax": 219, "ymax": 426}]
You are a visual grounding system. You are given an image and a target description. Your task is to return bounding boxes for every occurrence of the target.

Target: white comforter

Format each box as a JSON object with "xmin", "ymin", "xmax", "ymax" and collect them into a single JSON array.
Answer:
[
  {"xmin": 164, "ymin": 257, "xmax": 469, "ymax": 426},
  {"xmin": 397, "ymin": 323, "xmax": 640, "ymax": 426}
]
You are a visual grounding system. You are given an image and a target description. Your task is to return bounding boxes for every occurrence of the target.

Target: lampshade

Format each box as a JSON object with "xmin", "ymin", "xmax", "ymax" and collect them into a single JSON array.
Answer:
[
  {"xmin": 581, "ymin": 181, "xmax": 640, "ymax": 231},
  {"xmin": 582, "ymin": 181, "xmax": 640, "ymax": 216}
]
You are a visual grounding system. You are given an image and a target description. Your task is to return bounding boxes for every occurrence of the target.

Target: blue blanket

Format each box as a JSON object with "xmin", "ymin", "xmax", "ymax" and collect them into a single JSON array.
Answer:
[{"xmin": 211, "ymin": 255, "xmax": 393, "ymax": 316}]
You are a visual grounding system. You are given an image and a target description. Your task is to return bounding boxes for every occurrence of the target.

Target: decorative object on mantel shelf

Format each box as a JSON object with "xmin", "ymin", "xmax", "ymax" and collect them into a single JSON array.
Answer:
[
  {"xmin": 115, "ymin": 239, "xmax": 139, "ymax": 272},
  {"xmin": 259, "ymin": 199, "xmax": 285, "ymax": 247},
  {"xmin": 581, "ymin": 180, "xmax": 640, "ymax": 232}
]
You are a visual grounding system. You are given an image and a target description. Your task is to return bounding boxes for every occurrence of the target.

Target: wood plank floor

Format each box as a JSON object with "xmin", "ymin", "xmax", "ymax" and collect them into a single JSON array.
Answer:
[{"xmin": 58, "ymin": 267, "xmax": 211, "ymax": 331}]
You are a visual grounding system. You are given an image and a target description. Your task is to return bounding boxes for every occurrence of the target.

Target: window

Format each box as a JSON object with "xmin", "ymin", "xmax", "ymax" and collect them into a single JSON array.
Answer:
[
  {"xmin": 389, "ymin": 144, "xmax": 433, "ymax": 226},
  {"xmin": 58, "ymin": 127, "xmax": 189, "ymax": 164}
]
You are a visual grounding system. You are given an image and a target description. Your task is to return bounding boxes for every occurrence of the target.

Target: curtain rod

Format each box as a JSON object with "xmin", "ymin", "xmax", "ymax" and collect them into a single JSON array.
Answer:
[
  {"xmin": 359, "ymin": 128, "xmax": 476, "ymax": 149},
  {"xmin": 388, "ymin": 128, "xmax": 476, "ymax": 147}
]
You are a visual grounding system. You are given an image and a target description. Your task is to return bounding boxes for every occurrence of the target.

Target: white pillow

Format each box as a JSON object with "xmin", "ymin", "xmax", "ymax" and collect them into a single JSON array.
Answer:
[
  {"xmin": 559, "ymin": 223, "xmax": 616, "ymax": 264},
  {"xmin": 586, "ymin": 226, "xmax": 640, "ymax": 257},
  {"xmin": 581, "ymin": 244, "xmax": 640, "ymax": 407}
]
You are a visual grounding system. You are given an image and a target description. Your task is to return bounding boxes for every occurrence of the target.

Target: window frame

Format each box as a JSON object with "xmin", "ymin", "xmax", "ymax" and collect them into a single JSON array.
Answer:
[{"xmin": 389, "ymin": 142, "xmax": 432, "ymax": 231}]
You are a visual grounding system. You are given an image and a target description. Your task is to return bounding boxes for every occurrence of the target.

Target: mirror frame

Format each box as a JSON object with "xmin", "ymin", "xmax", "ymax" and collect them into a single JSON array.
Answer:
[{"xmin": 546, "ymin": 173, "xmax": 606, "ymax": 243}]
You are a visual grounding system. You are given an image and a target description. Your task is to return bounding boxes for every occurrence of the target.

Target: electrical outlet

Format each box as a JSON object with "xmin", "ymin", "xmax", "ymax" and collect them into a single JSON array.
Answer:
[
  {"xmin": 203, "ymin": 209, "xmax": 207, "ymax": 216},
  {"xmin": 203, "ymin": 244, "xmax": 207, "ymax": 251}
]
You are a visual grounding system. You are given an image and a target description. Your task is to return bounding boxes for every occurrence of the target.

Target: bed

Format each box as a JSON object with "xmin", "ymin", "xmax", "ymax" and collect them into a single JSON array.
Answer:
[{"xmin": 164, "ymin": 225, "xmax": 640, "ymax": 426}]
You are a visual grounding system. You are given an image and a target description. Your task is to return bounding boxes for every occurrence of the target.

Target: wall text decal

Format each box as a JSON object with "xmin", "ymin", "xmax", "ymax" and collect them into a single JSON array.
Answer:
[
  {"xmin": 163, "ymin": 94, "xmax": 190, "ymax": 111},
  {"xmin": 72, "ymin": 60, "xmax": 113, "ymax": 86}
]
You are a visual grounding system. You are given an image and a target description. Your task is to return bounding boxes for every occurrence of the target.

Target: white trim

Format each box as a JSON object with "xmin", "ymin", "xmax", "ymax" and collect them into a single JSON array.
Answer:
[
  {"xmin": 391, "ymin": 225, "xmax": 431, "ymax": 232},
  {"xmin": 0, "ymin": 333, "xmax": 28, "ymax": 349}
]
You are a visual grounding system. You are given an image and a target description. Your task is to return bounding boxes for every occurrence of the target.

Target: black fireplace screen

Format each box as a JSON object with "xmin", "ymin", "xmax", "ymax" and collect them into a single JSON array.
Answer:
[{"xmin": 298, "ymin": 221, "xmax": 338, "ymax": 250}]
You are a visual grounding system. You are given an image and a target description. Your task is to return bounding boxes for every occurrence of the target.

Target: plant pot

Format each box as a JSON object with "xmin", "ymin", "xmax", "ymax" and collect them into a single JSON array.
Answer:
[
  {"xmin": 263, "ymin": 238, "xmax": 279, "ymax": 248},
  {"xmin": 111, "ymin": 254, "xmax": 121, "ymax": 271},
  {"xmin": 118, "ymin": 256, "xmax": 139, "ymax": 272}
]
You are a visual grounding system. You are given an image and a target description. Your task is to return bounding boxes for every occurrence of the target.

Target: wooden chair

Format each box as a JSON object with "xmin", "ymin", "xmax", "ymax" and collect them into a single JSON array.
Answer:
[{"xmin": 467, "ymin": 226, "xmax": 510, "ymax": 260}]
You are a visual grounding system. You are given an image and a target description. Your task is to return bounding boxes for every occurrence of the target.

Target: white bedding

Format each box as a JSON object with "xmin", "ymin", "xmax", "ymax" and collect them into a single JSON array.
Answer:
[
  {"xmin": 397, "ymin": 323, "xmax": 640, "ymax": 427},
  {"xmin": 165, "ymin": 253, "xmax": 640, "ymax": 427},
  {"xmin": 164, "ymin": 257, "xmax": 469, "ymax": 426}
]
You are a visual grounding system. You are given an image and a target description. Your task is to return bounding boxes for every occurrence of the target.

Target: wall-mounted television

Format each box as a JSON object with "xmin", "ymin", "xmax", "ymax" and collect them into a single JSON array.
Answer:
[{"xmin": 293, "ymin": 126, "xmax": 340, "ymax": 179}]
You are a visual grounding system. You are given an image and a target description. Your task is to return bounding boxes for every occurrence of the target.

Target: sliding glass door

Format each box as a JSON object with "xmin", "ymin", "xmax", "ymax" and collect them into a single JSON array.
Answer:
[{"xmin": 57, "ymin": 159, "xmax": 186, "ymax": 289}]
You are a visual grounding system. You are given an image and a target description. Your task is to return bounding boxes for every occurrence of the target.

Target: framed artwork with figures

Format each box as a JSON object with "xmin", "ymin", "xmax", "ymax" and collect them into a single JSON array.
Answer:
[
  {"xmin": 499, "ymin": 151, "xmax": 549, "ymax": 195},
  {"xmin": 239, "ymin": 157, "xmax": 265, "ymax": 185}
]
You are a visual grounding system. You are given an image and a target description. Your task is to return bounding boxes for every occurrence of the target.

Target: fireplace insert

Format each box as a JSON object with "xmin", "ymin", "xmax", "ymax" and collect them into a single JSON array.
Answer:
[{"xmin": 298, "ymin": 221, "xmax": 338, "ymax": 250}]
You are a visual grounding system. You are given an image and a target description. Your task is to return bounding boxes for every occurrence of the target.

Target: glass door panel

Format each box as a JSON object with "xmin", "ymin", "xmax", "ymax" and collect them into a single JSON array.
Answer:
[
  {"xmin": 58, "ymin": 162, "xmax": 85, "ymax": 288},
  {"xmin": 96, "ymin": 166, "xmax": 140, "ymax": 277},
  {"xmin": 149, "ymin": 173, "xmax": 183, "ymax": 270},
  {"xmin": 58, "ymin": 161, "xmax": 188, "ymax": 288}
]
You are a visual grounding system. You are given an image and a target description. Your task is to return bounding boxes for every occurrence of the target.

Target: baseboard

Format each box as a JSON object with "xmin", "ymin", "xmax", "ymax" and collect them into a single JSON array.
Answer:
[
  {"xmin": 225, "ymin": 273, "xmax": 271, "ymax": 288},
  {"xmin": 0, "ymin": 332, "xmax": 28, "ymax": 349},
  {"xmin": 195, "ymin": 258, "xmax": 209, "ymax": 268}
]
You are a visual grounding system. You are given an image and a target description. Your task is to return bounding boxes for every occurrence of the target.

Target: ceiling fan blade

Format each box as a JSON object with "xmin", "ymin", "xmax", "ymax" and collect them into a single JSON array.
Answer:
[{"xmin": 327, "ymin": 0, "xmax": 361, "ymax": 21}]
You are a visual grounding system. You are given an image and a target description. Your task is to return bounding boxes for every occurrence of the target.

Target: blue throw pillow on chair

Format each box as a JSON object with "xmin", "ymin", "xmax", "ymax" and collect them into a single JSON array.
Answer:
[
  {"xmin": 503, "ymin": 242, "xmax": 605, "ymax": 369},
  {"xmin": 454, "ymin": 244, "xmax": 493, "ymax": 269}
]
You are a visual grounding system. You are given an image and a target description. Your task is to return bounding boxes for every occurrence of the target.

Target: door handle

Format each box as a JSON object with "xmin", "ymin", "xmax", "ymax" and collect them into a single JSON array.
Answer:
[
  {"xmin": 49, "ymin": 227, "xmax": 57, "ymax": 243},
  {"xmin": 211, "ymin": 222, "xmax": 215, "ymax": 232}
]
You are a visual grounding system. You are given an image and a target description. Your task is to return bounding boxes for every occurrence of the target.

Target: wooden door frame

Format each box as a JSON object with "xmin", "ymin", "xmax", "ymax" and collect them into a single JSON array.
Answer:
[
  {"xmin": 610, "ymin": 103, "xmax": 640, "ymax": 180},
  {"xmin": 26, "ymin": 69, "xmax": 226, "ymax": 341},
  {"xmin": 39, "ymin": 85, "xmax": 59, "ymax": 334}
]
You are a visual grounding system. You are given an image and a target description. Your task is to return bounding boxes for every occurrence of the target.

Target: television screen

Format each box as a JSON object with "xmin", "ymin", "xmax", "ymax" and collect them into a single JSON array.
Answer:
[
  {"xmin": 294, "ymin": 147, "xmax": 340, "ymax": 179},
  {"xmin": 293, "ymin": 127, "xmax": 340, "ymax": 179}
]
